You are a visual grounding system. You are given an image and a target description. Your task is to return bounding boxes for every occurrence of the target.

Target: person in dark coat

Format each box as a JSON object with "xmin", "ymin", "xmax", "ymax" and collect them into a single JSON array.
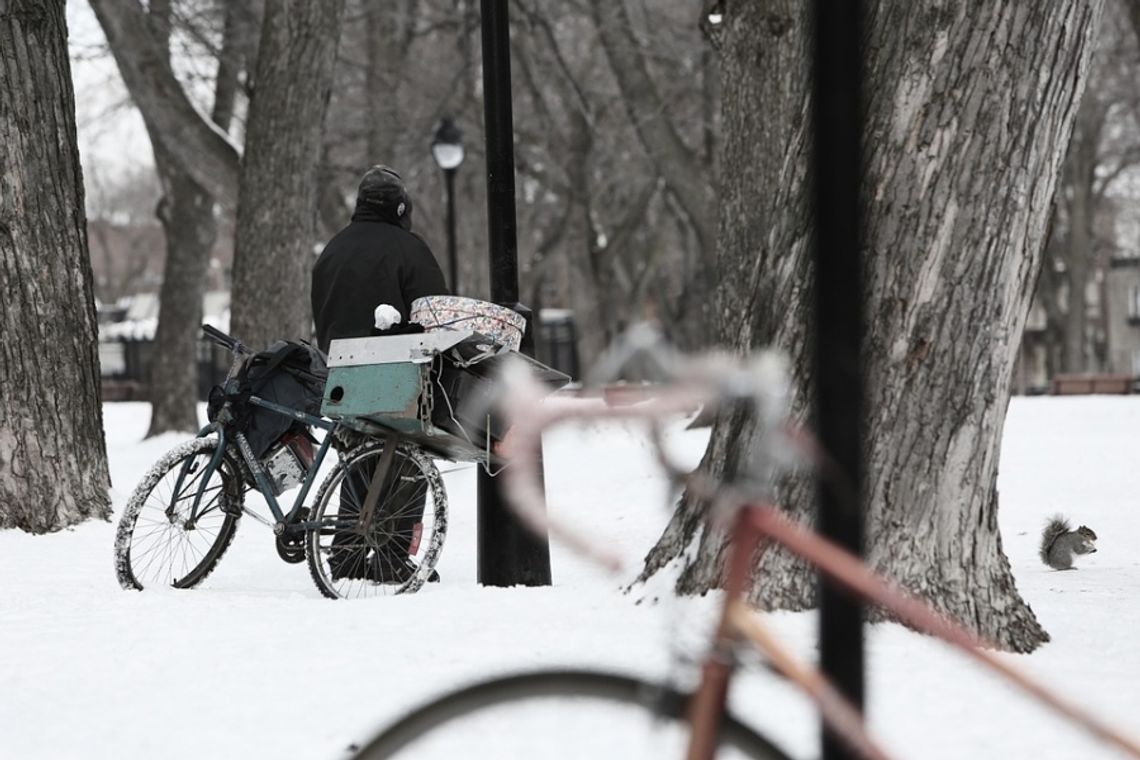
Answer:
[
  {"xmin": 311, "ymin": 165, "xmax": 448, "ymax": 354},
  {"xmin": 311, "ymin": 165, "xmax": 447, "ymax": 584}
]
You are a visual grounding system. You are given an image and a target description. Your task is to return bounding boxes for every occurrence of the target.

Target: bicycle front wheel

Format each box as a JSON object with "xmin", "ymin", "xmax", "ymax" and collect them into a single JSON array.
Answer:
[
  {"xmin": 349, "ymin": 670, "xmax": 794, "ymax": 760},
  {"xmin": 114, "ymin": 436, "xmax": 243, "ymax": 590}
]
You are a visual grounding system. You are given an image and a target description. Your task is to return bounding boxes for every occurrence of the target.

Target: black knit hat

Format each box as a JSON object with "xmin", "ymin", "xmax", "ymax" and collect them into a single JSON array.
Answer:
[{"xmin": 355, "ymin": 165, "xmax": 413, "ymax": 229}]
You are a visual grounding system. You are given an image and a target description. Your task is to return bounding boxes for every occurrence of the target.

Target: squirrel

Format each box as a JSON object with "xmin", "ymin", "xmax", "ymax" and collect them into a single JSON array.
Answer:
[{"xmin": 1039, "ymin": 515, "xmax": 1098, "ymax": 570}]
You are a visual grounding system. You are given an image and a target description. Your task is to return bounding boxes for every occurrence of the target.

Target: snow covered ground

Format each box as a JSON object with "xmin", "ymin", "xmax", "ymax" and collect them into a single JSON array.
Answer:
[{"xmin": 2, "ymin": 397, "xmax": 1139, "ymax": 759}]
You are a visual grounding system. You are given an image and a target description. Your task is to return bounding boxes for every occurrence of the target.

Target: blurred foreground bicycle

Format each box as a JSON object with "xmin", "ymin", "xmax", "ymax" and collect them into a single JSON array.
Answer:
[{"xmin": 349, "ymin": 326, "xmax": 1140, "ymax": 759}]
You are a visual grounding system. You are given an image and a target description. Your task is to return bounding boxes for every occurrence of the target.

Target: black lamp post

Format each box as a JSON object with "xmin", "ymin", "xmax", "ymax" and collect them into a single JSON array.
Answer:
[
  {"xmin": 431, "ymin": 116, "xmax": 465, "ymax": 294},
  {"xmin": 811, "ymin": 2, "xmax": 866, "ymax": 759},
  {"xmin": 477, "ymin": 0, "xmax": 552, "ymax": 587}
]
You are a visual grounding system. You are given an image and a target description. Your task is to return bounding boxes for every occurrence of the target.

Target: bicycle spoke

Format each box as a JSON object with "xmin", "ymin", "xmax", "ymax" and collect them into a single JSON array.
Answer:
[
  {"xmin": 306, "ymin": 442, "xmax": 446, "ymax": 599},
  {"xmin": 118, "ymin": 439, "xmax": 242, "ymax": 590}
]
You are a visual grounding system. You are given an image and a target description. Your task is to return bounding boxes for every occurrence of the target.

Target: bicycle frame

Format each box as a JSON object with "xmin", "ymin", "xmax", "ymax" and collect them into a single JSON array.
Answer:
[
  {"xmin": 693, "ymin": 504, "xmax": 1140, "ymax": 760},
  {"xmin": 181, "ymin": 394, "xmax": 338, "ymax": 535},
  {"xmin": 493, "ymin": 361, "xmax": 1140, "ymax": 760},
  {"xmin": 680, "ymin": 501, "xmax": 890, "ymax": 760}
]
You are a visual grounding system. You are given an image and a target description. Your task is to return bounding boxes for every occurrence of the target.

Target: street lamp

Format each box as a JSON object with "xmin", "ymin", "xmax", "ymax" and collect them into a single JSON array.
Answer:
[
  {"xmin": 431, "ymin": 116, "xmax": 465, "ymax": 294},
  {"xmin": 477, "ymin": 0, "xmax": 552, "ymax": 588}
]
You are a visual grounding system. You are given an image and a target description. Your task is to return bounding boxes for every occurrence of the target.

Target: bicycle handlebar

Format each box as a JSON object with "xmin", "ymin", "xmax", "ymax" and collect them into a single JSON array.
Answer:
[
  {"xmin": 495, "ymin": 325, "xmax": 801, "ymax": 572},
  {"xmin": 201, "ymin": 324, "xmax": 248, "ymax": 355}
]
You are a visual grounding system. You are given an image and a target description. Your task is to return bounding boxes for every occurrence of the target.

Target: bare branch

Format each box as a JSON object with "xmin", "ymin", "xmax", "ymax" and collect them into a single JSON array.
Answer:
[
  {"xmin": 89, "ymin": 0, "xmax": 241, "ymax": 206},
  {"xmin": 588, "ymin": 0, "xmax": 715, "ymax": 259}
]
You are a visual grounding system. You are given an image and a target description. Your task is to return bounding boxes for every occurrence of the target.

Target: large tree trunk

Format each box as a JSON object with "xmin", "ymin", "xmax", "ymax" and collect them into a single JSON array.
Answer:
[
  {"xmin": 0, "ymin": 0, "xmax": 111, "ymax": 532},
  {"xmin": 229, "ymin": 0, "xmax": 346, "ymax": 351},
  {"xmin": 641, "ymin": 1, "xmax": 1103, "ymax": 653}
]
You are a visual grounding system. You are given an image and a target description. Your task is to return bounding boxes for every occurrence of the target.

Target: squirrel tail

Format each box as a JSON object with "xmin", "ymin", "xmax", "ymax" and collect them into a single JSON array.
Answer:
[{"xmin": 1039, "ymin": 514, "xmax": 1071, "ymax": 565}]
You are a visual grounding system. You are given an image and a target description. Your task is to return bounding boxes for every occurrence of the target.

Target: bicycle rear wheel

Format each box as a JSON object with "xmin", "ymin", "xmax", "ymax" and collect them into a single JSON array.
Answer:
[
  {"xmin": 349, "ymin": 669, "xmax": 793, "ymax": 760},
  {"xmin": 114, "ymin": 436, "xmax": 243, "ymax": 590},
  {"xmin": 306, "ymin": 439, "xmax": 447, "ymax": 599}
]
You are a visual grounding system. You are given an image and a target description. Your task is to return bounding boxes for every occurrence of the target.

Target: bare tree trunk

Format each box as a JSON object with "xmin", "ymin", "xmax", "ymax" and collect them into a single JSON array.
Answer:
[
  {"xmin": 147, "ymin": 152, "xmax": 216, "ymax": 436},
  {"xmin": 641, "ymin": 1, "xmax": 1103, "ymax": 653},
  {"xmin": 230, "ymin": 0, "xmax": 346, "ymax": 351},
  {"xmin": 641, "ymin": 0, "xmax": 816, "ymax": 596},
  {"xmin": 1065, "ymin": 181, "xmax": 1091, "ymax": 373},
  {"xmin": 144, "ymin": 0, "xmax": 235, "ymax": 437},
  {"xmin": 0, "ymin": 0, "xmax": 111, "ymax": 532},
  {"xmin": 1060, "ymin": 99, "xmax": 1100, "ymax": 374}
]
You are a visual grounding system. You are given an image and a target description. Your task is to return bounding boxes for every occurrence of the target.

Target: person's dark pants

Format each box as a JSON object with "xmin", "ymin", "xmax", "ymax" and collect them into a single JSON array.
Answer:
[{"xmin": 329, "ymin": 450, "xmax": 427, "ymax": 581}]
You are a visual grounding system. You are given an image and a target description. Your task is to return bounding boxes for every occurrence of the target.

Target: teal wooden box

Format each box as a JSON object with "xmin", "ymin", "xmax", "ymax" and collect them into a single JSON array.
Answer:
[
  {"xmin": 320, "ymin": 361, "xmax": 426, "ymax": 435},
  {"xmin": 318, "ymin": 332, "xmax": 570, "ymax": 463},
  {"xmin": 318, "ymin": 333, "xmax": 489, "ymax": 459}
]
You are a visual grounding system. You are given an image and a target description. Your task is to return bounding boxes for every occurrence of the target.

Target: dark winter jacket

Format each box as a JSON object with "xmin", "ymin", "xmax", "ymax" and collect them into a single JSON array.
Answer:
[{"xmin": 311, "ymin": 208, "xmax": 448, "ymax": 353}]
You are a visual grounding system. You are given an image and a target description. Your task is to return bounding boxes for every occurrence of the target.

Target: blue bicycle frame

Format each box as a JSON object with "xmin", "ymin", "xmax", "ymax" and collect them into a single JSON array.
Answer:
[{"xmin": 178, "ymin": 394, "xmax": 339, "ymax": 536}]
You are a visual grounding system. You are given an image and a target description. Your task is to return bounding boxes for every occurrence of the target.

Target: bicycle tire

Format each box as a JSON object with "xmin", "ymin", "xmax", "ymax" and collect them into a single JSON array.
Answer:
[
  {"xmin": 114, "ymin": 436, "xmax": 243, "ymax": 590},
  {"xmin": 349, "ymin": 669, "xmax": 794, "ymax": 760},
  {"xmin": 305, "ymin": 439, "xmax": 448, "ymax": 599}
]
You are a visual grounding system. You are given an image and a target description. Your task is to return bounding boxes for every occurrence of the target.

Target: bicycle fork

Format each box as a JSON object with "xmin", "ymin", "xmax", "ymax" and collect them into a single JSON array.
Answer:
[{"xmin": 169, "ymin": 426, "xmax": 230, "ymax": 529}]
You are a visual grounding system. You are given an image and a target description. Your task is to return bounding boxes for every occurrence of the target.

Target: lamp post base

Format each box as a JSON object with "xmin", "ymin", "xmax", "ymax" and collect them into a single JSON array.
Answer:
[
  {"xmin": 476, "ymin": 301, "xmax": 553, "ymax": 587},
  {"xmin": 476, "ymin": 462, "xmax": 552, "ymax": 587}
]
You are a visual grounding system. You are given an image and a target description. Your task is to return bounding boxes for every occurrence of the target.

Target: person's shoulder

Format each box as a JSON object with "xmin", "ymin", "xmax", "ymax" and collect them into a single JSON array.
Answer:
[
  {"xmin": 313, "ymin": 224, "xmax": 357, "ymax": 265},
  {"xmin": 406, "ymin": 230, "xmax": 434, "ymax": 251},
  {"xmin": 388, "ymin": 227, "xmax": 434, "ymax": 256},
  {"xmin": 319, "ymin": 222, "xmax": 367, "ymax": 251}
]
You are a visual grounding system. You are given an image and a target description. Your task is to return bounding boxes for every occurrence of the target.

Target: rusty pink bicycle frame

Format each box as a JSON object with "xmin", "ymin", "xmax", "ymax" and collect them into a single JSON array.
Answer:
[{"xmin": 495, "ymin": 356, "xmax": 1140, "ymax": 760}]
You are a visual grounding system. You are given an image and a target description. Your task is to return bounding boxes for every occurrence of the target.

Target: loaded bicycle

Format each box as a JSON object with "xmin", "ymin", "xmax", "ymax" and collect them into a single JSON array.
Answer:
[{"xmin": 113, "ymin": 297, "xmax": 567, "ymax": 600}]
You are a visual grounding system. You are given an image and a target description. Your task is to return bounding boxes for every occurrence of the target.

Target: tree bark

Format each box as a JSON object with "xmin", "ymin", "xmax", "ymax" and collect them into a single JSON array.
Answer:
[
  {"xmin": 229, "ymin": 0, "xmax": 346, "ymax": 351},
  {"xmin": 640, "ymin": 1, "xmax": 1103, "ymax": 653},
  {"xmin": 0, "ymin": 0, "xmax": 111, "ymax": 532}
]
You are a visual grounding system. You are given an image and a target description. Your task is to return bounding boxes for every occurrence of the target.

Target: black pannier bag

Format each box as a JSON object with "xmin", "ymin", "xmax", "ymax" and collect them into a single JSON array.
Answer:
[{"xmin": 208, "ymin": 339, "xmax": 328, "ymax": 459}]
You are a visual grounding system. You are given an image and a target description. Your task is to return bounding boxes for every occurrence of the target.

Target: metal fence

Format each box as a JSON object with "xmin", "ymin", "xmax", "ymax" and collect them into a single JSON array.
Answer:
[{"xmin": 99, "ymin": 338, "xmax": 230, "ymax": 402}]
